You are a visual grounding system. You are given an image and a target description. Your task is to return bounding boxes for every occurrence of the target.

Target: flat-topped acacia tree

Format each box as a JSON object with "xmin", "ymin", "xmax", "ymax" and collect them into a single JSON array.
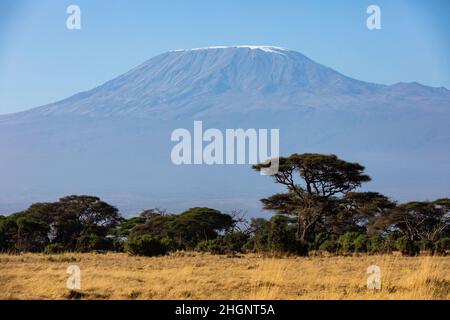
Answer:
[
  {"xmin": 371, "ymin": 198, "xmax": 450, "ymax": 242},
  {"xmin": 253, "ymin": 153, "xmax": 371, "ymax": 241}
]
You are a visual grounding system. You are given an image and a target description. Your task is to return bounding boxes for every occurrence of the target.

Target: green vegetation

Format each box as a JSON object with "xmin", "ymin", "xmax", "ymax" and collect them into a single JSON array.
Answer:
[
  {"xmin": 0, "ymin": 153, "xmax": 448, "ymax": 257},
  {"xmin": 124, "ymin": 235, "xmax": 168, "ymax": 257}
]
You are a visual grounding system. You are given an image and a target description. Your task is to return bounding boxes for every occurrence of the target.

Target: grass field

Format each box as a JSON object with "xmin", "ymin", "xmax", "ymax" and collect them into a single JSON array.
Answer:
[{"xmin": 0, "ymin": 252, "xmax": 448, "ymax": 300}]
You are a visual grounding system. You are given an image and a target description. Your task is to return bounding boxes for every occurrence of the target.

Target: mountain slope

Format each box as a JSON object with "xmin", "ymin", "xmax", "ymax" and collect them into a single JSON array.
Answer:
[{"xmin": 5, "ymin": 46, "xmax": 448, "ymax": 120}]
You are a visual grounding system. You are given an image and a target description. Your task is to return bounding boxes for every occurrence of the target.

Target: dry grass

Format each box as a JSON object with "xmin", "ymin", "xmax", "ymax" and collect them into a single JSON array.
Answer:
[{"xmin": 0, "ymin": 252, "xmax": 448, "ymax": 300}]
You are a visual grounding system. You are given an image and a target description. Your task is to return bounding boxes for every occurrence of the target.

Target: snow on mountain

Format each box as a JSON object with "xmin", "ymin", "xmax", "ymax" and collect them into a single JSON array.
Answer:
[{"xmin": 171, "ymin": 45, "xmax": 290, "ymax": 54}]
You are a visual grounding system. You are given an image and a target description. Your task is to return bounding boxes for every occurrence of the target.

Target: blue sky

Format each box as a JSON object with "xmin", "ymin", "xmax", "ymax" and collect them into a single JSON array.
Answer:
[{"xmin": 0, "ymin": 0, "xmax": 449, "ymax": 114}]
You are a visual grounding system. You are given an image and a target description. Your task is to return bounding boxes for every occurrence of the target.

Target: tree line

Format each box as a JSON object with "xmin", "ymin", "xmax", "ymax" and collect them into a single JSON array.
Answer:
[{"xmin": 0, "ymin": 153, "xmax": 449, "ymax": 256}]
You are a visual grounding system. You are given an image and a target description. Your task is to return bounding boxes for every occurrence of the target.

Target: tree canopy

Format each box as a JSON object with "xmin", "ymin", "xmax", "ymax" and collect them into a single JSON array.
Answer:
[
  {"xmin": 0, "ymin": 153, "xmax": 448, "ymax": 257},
  {"xmin": 254, "ymin": 153, "xmax": 372, "ymax": 241}
]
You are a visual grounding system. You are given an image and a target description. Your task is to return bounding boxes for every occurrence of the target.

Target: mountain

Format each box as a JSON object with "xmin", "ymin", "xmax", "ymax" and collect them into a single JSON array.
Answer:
[{"xmin": 1, "ymin": 46, "xmax": 449, "ymax": 215}]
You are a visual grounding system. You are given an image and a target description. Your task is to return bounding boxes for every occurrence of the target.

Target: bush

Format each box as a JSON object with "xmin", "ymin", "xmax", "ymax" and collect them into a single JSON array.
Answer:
[
  {"xmin": 75, "ymin": 235, "xmax": 113, "ymax": 253},
  {"xmin": 195, "ymin": 232, "xmax": 250, "ymax": 255},
  {"xmin": 367, "ymin": 235, "xmax": 385, "ymax": 254},
  {"xmin": 435, "ymin": 238, "xmax": 450, "ymax": 255},
  {"xmin": 290, "ymin": 240, "xmax": 309, "ymax": 256},
  {"xmin": 396, "ymin": 236, "xmax": 420, "ymax": 256},
  {"xmin": 319, "ymin": 239, "xmax": 338, "ymax": 254},
  {"xmin": 242, "ymin": 238, "xmax": 256, "ymax": 252},
  {"xmin": 248, "ymin": 218, "xmax": 270, "ymax": 252},
  {"xmin": 195, "ymin": 239, "xmax": 225, "ymax": 255},
  {"xmin": 267, "ymin": 216, "xmax": 307, "ymax": 255},
  {"xmin": 418, "ymin": 240, "xmax": 434, "ymax": 253},
  {"xmin": 44, "ymin": 243, "xmax": 66, "ymax": 254},
  {"xmin": 354, "ymin": 234, "xmax": 368, "ymax": 253},
  {"xmin": 160, "ymin": 237, "xmax": 179, "ymax": 252},
  {"xmin": 222, "ymin": 232, "xmax": 250, "ymax": 253},
  {"xmin": 384, "ymin": 234, "xmax": 399, "ymax": 253},
  {"xmin": 338, "ymin": 232, "xmax": 360, "ymax": 253},
  {"xmin": 268, "ymin": 216, "xmax": 290, "ymax": 253},
  {"xmin": 124, "ymin": 235, "xmax": 168, "ymax": 256},
  {"xmin": 111, "ymin": 237, "xmax": 125, "ymax": 252}
]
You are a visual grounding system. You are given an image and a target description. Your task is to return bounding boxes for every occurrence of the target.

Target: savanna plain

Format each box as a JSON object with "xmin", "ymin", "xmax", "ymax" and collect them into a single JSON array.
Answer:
[{"xmin": 0, "ymin": 252, "xmax": 448, "ymax": 300}]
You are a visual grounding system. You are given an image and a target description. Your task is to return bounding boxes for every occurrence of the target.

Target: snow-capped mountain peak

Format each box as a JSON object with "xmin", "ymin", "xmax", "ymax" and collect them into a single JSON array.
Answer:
[{"xmin": 170, "ymin": 45, "xmax": 289, "ymax": 54}]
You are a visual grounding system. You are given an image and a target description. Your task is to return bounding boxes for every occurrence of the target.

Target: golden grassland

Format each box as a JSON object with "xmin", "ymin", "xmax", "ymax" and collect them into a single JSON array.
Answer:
[{"xmin": 0, "ymin": 252, "xmax": 448, "ymax": 300}]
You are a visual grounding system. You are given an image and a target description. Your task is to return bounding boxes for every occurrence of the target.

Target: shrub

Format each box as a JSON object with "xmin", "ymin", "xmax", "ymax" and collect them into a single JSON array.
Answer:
[
  {"xmin": 435, "ymin": 238, "xmax": 450, "ymax": 255},
  {"xmin": 367, "ymin": 235, "xmax": 385, "ymax": 254},
  {"xmin": 384, "ymin": 234, "xmax": 399, "ymax": 253},
  {"xmin": 338, "ymin": 232, "xmax": 360, "ymax": 253},
  {"xmin": 242, "ymin": 238, "xmax": 256, "ymax": 252},
  {"xmin": 290, "ymin": 240, "xmax": 309, "ymax": 256},
  {"xmin": 268, "ymin": 216, "xmax": 289, "ymax": 253},
  {"xmin": 160, "ymin": 237, "xmax": 179, "ymax": 252},
  {"xmin": 124, "ymin": 235, "xmax": 168, "ymax": 256},
  {"xmin": 319, "ymin": 239, "xmax": 338, "ymax": 254},
  {"xmin": 222, "ymin": 232, "xmax": 250, "ymax": 253},
  {"xmin": 195, "ymin": 232, "xmax": 249, "ymax": 255},
  {"xmin": 354, "ymin": 234, "xmax": 368, "ymax": 253},
  {"xmin": 418, "ymin": 240, "xmax": 434, "ymax": 253},
  {"xmin": 195, "ymin": 239, "xmax": 225, "ymax": 255},
  {"xmin": 111, "ymin": 237, "xmax": 125, "ymax": 252},
  {"xmin": 75, "ymin": 235, "xmax": 113, "ymax": 253},
  {"xmin": 248, "ymin": 218, "xmax": 270, "ymax": 252},
  {"xmin": 195, "ymin": 240, "xmax": 209, "ymax": 252},
  {"xmin": 267, "ymin": 216, "xmax": 307, "ymax": 255},
  {"xmin": 44, "ymin": 243, "xmax": 66, "ymax": 254},
  {"xmin": 207, "ymin": 241, "xmax": 225, "ymax": 255},
  {"xmin": 396, "ymin": 236, "xmax": 420, "ymax": 256}
]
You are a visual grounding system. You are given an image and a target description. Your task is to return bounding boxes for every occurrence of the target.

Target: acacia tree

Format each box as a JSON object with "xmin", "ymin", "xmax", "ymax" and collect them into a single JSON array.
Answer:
[
  {"xmin": 24, "ymin": 195, "xmax": 122, "ymax": 250},
  {"xmin": 58, "ymin": 195, "xmax": 121, "ymax": 236},
  {"xmin": 253, "ymin": 153, "xmax": 371, "ymax": 241},
  {"xmin": 130, "ymin": 207, "xmax": 234, "ymax": 249},
  {"xmin": 130, "ymin": 214, "xmax": 175, "ymax": 238},
  {"xmin": 338, "ymin": 192, "xmax": 396, "ymax": 234},
  {"xmin": 372, "ymin": 199, "xmax": 450, "ymax": 241},
  {"xmin": 168, "ymin": 207, "xmax": 234, "ymax": 248}
]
